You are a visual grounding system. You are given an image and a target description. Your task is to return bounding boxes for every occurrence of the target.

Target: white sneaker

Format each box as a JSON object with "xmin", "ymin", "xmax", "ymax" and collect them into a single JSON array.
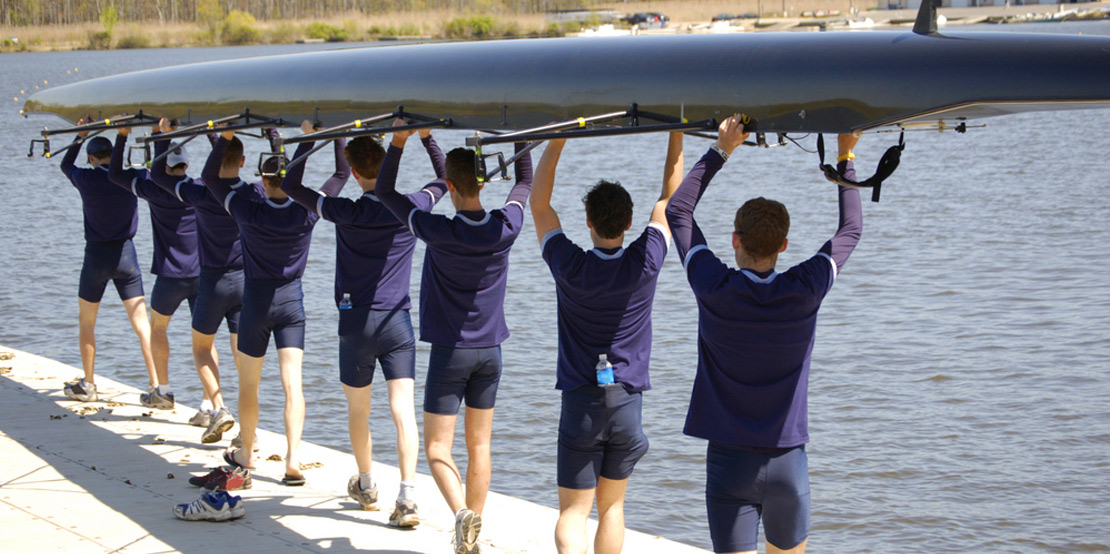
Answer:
[
  {"xmin": 63, "ymin": 379, "xmax": 98, "ymax": 402},
  {"xmin": 453, "ymin": 508, "xmax": 481, "ymax": 553},
  {"xmin": 172, "ymin": 490, "xmax": 245, "ymax": 521}
]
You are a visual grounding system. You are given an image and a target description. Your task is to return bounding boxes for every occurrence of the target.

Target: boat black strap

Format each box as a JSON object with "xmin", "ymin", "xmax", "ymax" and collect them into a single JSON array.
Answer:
[{"xmin": 817, "ymin": 132, "xmax": 904, "ymax": 203}]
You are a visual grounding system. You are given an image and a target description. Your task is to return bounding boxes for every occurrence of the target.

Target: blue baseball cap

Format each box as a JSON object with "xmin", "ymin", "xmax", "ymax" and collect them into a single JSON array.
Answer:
[{"xmin": 85, "ymin": 136, "xmax": 113, "ymax": 156}]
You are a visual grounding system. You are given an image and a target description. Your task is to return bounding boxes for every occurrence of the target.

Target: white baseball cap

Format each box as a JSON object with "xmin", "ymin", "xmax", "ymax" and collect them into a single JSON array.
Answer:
[{"xmin": 167, "ymin": 143, "xmax": 188, "ymax": 167}]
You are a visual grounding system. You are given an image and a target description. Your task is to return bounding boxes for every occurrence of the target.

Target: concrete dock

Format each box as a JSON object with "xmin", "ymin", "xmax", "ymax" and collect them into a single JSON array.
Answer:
[{"xmin": 0, "ymin": 345, "xmax": 706, "ymax": 554}]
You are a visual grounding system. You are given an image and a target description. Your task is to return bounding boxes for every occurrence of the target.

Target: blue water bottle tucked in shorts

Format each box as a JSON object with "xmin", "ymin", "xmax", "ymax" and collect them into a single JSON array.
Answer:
[
  {"xmin": 596, "ymin": 354, "xmax": 614, "ymax": 385},
  {"xmin": 339, "ymin": 293, "xmax": 352, "ymax": 310}
]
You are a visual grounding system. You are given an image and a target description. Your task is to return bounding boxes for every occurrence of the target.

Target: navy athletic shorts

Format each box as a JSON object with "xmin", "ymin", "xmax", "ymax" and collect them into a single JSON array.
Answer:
[
  {"xmin": 78, "ymin": 239, "xmax": 144, "ymax": 303},
  {"xmin": 557, "ymin": 385, "xmax": 649, "ymax": 489},
  {"xmin": 150, "ymin": 276, "xmax": 199, "ymax": 316},
  {"xmin": 191, "ymin": 267, "xmax": 243, "ymax": 335},
  {"xmin": 423, "ymin": 344, "xmax": 501, "ymax": 415},
  {"xmin": 338, "ymin": 306, "xmax": 416, "ymax": 387},
  {"xmin": 237, "ymin": 278, "xmax": 305, "ymax": 358},
  {"xmin": 705, "ymin": 442, "xmax": 810, "ymax": 552}
]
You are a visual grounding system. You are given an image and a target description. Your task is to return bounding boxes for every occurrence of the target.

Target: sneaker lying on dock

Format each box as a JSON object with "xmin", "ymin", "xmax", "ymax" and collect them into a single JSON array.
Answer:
[
  {"xmin": 347, "ymin": 475, "xmax": 378, "ymax": 511},
  {"xmin": 172, "ymin": 490, "xmax": 245, "ymax": 521},
  {"xmin": 63, "ymin": 379, "xmax": 97, "ymax": 402},
  {"xmin": 389, "ymin": 499, "xmax": 420, "ymax": 528},
  {"xmin": 139, "ymin": 386, "xmax": 175, "ymax": 410},
  {"xmin": 189, "ymin": 466, "xmax": 252, "ymax": 491},
  {"xmin": 201, "ymin": 407, "xmax": 235, "ymax": 444}
]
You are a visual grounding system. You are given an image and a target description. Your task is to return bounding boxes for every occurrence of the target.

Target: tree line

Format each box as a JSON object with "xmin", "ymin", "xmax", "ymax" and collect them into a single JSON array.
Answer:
[{"xmin": 1, "ymin": 0, "xmax": 608, "ymax": 26}]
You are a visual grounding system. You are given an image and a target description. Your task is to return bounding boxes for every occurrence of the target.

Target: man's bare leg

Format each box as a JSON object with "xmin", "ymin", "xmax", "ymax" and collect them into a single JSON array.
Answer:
[
  {"xmin": 386, "ymin": 377, "xmax": 419, "ymax": 483},
  {"xmin": 767, "ymin": 539, "xmax": 807, "ymax": 554},
  {"xmin": 77, "ymin": 298, "xmax": 100, "ymax": 384},
  {"xmin": 191, "ymin": 330, "xmax": 223, "ymax": 408},
  {"xmin": 463, "ymin": 406, "xmax": 494, "ymax": 515},
  {"xmin": 278, "ymin": 346, "xmax": 305, "ymax": 478},
  {"xmin": 594, "ymin": 477, "xmax": 629, "ymax": 554},
  {"xmin": 555, "ymin": 486, "xmax": 595, "ymax": 554},
  {"xmin": 121, "ymin": 295, "xmax": 157, "ymax": 387},
  {"xmin": 150, "ymin": 310, "xmax": 172, "ymax": 386},
  {"xmin": 343, "ymin": 383, "xmax": 373, "ymax": 474},
  {"xmin": 424, "ymin": 412, "xmax": 464, "ymax": 513},
  {"xmin": 230, "ymin": 351, "xmax": 262, "ymax": 469}
]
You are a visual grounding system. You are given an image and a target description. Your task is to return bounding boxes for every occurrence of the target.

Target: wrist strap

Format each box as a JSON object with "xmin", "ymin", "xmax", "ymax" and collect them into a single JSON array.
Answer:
[{"xmin": 710, "ymin": 144, "xmax": 730, "ymax": 162}]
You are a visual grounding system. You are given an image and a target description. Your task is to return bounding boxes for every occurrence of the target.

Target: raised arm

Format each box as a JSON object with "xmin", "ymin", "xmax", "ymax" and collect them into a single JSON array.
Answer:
[
  {"xmin": 375, "ymin": 121, "xmax": 421, "ymax": 227},
  {"xmin": 650, "ymin": 132, "xmax": 684, "ymax": 233},
  {"xmin": 505, "ymin": 142, "xmax": 534, "ymax": 208},
  {"xmin": 319, "ymin": 137, "xmax": 351, "ymax": 197},
  {"xmin": 201, "ymin": 130, "xmax": 238, "ymax": 204},
  {"xmin": 420, "ymin": 129, "xmax": 447, "ymax": 179},
  {"xmin": 530, "ymin": 139, "xmax": 564, "ymax": 244},
  {"xmin": 107, "ymin": 129, "xmax": 141, "ymax": 191},
  {"xmin": 59, "ymin": 117, "xmax": 88, "ymax": 179},
  {"xmin": 666, "ymin": 116, "xmax": 748, "ymax": 261},
  {"xmin": 824, "ymin": 134, "xmax": 863, "ymax": 272}
]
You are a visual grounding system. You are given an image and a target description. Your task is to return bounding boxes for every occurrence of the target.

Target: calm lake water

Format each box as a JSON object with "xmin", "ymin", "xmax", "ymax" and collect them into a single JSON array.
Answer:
[{"xmin": 2, "ymin": 23, "xmax": 1109, "ymax": 552}]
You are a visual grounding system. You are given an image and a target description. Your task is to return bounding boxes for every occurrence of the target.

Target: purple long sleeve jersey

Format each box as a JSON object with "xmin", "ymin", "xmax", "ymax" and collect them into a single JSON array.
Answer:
[
  {"xmin": 60, "ymin": 136, "xmax": 138, "ymax": 243},
  {"xmin": 664, "ymin": 149, "xmax": 862, "ymax": 448},
  {"xmin": 376, "ymin": 143, "xmax": 533, "ymax": 348},
  {"xmin": 107, "ymin": 135, "xmax": 200, "ymax": 278},
  {"xmin": 150, "ymin": 135, "xmax": 259, "ymax": 270},
  {"xmin": 203, "ymin": 137, "xmax": 349, "ymax": 280},
  {"xmin": 282, "ymin": 136, "xmax": 446, "ymax": 309}
]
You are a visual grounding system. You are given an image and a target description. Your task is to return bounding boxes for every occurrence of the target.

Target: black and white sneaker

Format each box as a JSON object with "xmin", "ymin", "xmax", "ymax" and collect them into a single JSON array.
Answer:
[
  {"xmin": 140, "ymin": 386, "xmax": 175, "ymax": 410},
  {"xmin": 63, "ymin": 379, "xmax": 98, "ymax": 402},
  {"xmin": 389, "ymin": 499, "xmax": 420, "ymax": 528},
  {"xmin": 202, "ymin": 407, "xmax": 235, "ymax": 444}
]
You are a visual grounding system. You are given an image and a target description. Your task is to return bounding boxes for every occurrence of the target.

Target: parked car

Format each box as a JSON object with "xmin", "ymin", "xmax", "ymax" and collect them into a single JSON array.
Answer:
[{"xmin": 624, "ymin": 12, "xmax": 669, "ymax": 29}]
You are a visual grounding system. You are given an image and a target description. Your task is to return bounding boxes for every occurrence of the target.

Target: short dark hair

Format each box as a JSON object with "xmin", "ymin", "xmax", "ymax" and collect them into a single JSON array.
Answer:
[
  {"xmin": 734, "ymin": 197, "xmax": 790, "ymax": 259},
  {"xmin": 344, "ymin": 136, "xmax": 386, "ymax": 179},
  {"xmin": 169, "ymin": 163, "xmax": 187, "ymax": 171},
  {"xmin": 260, "ymin": 156, "xmax": 282, "ymax": 188},
  {"xmin": 445, "ymin": 148, "xmax": 480, "ymax": 198},
  {"xmin": 221, "ymin": 136, "xmax": 244, "ymax": 169},
  {"xmin": 582, "ymin": 180, "xmax": 633, "ymax": 239}
]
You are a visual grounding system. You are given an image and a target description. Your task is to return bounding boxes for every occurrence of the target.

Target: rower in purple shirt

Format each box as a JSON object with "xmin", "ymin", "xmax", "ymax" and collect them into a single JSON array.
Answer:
[
  {"xmin": 531, "ymin": 134, "xmax": 681, "ymax": 554},
  {"xmin": 664, "ymin": 116, "xmax": 864, "ymax": 554},
  {"xmin": 107, "ymin": 125, "xmax": 200, "ymax": 412},
  {"xmin": 149, "ymin": 118, "xmax": 256, "ymax": 445},
  {"xmin": 282, "ymin": 127, "xmax": 446, "ymax": 527},
  {"xmin": 376, "ymin": 119, "xmax": 533, "ymax": 553},
  {"xmin": 203, "ymin": 121, "xmax": 349, "ymax": 488},
  {"xmin": 58, "ymin": 117, "xmax": 157, "ymax": 404}
]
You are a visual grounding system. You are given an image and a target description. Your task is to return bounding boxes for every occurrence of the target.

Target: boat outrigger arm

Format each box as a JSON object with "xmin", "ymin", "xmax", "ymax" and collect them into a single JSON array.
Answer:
[
  {"xmin": 136, "ymin": 110, "xmax": 287, "ymax": 167},
  {"xmin": 264, "ymin": 106, "xmax": 453, "ymax": 177},
  {"xmin": 28, "ymin": 111, "xmax": 160, "ymax": 159}
]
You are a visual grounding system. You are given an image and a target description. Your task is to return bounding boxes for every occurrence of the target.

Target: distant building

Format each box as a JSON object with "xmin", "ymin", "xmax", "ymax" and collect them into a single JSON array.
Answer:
[{"xmin": 883, "ymin": 0, "xmax": 1092, "ymax": 7}]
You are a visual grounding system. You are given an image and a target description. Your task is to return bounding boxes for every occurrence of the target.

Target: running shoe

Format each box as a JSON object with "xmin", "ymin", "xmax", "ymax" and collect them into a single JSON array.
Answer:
[
  {"xmin": 453, "ymin": 508, "xmax": 481, "ymax": 554},
  {"xmin": 63, "ymin": 379, "xmax": 98, "ymax": 402},
  {"xmin": 140, "ymin": 386, "xmax": 175, "ymax": 410},
  {"xmin": 389, "ymin": 498, "xmax": 420, "ymax": 528},
  {"xmin": 202, "ymin": 407, "xmax": 235, "ymax": 444},
  {"xmin": 172, "ymin": 490, "xmax": 245, "ymax": 521},
  {"xmin": 188, "ymin": 410, "xmax": 211, "ymax": 428},
  {"xmin": 229, "ymin": 433, "xmax": 259, "ymax": 451},
  {"xmin": 202, "ymin": 466, "xmax": 252, "ymax": 492},
  {"xmin": 347, "ymin": 475, "xmax": 378, "ymax": 511}
]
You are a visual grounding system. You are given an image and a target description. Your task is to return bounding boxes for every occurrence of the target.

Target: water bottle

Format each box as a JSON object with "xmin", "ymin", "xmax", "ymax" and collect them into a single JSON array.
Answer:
[
  {"xmin": 595, "ymin": 354, "xmax": 614, "ymax": 386},
  {"xmin": 339, "ymin": 293, "xmax": 352, "ymax": 310}
]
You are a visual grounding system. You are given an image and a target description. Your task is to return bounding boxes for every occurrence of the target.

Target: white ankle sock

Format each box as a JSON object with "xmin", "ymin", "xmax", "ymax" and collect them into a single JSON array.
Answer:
[
  {"xmin": 157, "ymin": 384, "xmax": 172, "ymax": 396},
  {"xmin": 200, "ymin": 399, "xmax": 214, "ymax": 412},
  {"xmin": 359, "ymin": 472, "xmax": 374, "ymax": 490},
  {"xmin": 398, "ymin": 480, "xmax": 415, "ymax": 501}
]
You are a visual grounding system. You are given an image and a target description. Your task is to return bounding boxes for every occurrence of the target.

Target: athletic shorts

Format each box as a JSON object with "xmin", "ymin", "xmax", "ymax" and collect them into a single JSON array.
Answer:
[
  {"xmin": 191, "ymin": 267, "xmax": 244, "ymax": 335},
  {"xmin": 150, "ymin": 276, "xmax": 199, "ymax": 316},
  {"xmin": 78, "ymin": 239, "xmax": 144, "ymax": 303},
  {"xmin": 237, "ymin": 278, "xmax": 305, "ymax": 358},
  {"xmin": 338, "ymin": 307, "xmax": 416, "ymax": 387},
  {"xmin": 423, "ymin": 344, "xmax": 501, "ymax": 415},
  {"xmin": 705, "ymin": 442, "xmax": 810, "ymax": 553},
  {"xmin": 557, "ymin": 385, "xmax": 649, "ymax": 489}
]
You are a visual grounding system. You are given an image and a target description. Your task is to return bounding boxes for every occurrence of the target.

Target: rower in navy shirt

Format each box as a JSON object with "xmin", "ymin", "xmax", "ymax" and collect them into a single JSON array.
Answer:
[
  {"xmin": 149, "ymin": 119, "xmax": 255, "ymax": 445},
  {"xmin": 376, "ymin": 119, "xmax": 533, "ymax": 553},
  {"xmin": 59, "ymin": 118, "xmax": 157, "ymax": 404},
  {"xmin": 204, "ymin": 121, "xmax": 349, "ymax": 486},
  {"xmin": 108, "ymin": 125, "xmax": 201, "ymax": 411},
  {"xmin": 664, "ymin": 116, "xmax": 864, "ymax": 554},
  {"xmin": 282, "ymin": 127, "xmax": 446, "ymax": 527},
  {"xmin": 530, "ymin": 134, "xmax": 680, "ymax": 554}
]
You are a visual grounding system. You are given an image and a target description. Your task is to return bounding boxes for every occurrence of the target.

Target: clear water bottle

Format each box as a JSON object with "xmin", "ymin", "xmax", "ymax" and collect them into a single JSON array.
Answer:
[
  {"xmin": 339, "ymin": 293, "xmax": 352, "ymax": 310},
  {"xmin": 596, "ymin": 354, "xmax": 614, "ymax": 385}
]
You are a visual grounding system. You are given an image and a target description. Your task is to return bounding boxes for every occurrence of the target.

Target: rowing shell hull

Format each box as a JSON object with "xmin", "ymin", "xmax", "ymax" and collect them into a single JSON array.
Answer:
[{"xmin": 22, "ymin": 32, "xmax": 1110, "ymax": 134}]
